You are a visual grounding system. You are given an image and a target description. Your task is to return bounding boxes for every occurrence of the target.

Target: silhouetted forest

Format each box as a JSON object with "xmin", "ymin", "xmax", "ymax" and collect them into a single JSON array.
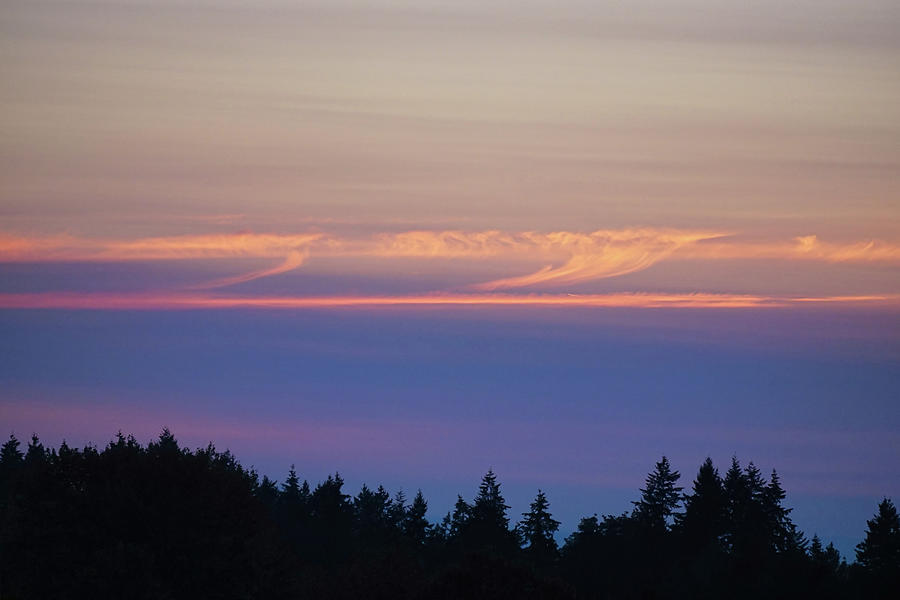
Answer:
[{"xmin": 1, "ymin": 431, "xmax": 897, "ymax": 599}]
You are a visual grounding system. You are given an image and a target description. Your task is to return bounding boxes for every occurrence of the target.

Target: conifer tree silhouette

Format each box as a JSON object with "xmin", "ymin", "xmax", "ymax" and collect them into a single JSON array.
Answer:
[
  {"xmin": 404, "ymin": 489, "xmax": 430, "ymax": 546},
  {"xmin": 465, "ymin": 469, "xmax": 518, "ymax": 555},
  {"xmin": 764, "ymin": 469, "xmax": 799, "ymax": 554},
  {"xmin": 520, "ymin": 489, "xmax": 561, "ymax": 568},
  {"xmin": 633, "ymin": 456, "xmax": 682, "ymax": 531},
  {"xmin": 856, "ymin": 498, "xmax": 900, "ymax": 597},
  {"xmin": 0, "ymin": 434, "xmax": 23, "ymax": 468},
  {"xmin": 676, "ymin": 457, "xmax": 725, "ymax": 551},
  {"xmin": 449, "ymin": 494, "xmax": 472, "ymax": 537}
]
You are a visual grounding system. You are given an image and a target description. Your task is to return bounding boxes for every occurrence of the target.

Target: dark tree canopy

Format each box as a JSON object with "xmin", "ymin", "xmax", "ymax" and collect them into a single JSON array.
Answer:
[{"xmin": 0, "ymin": 432, "xmax": 893, "ymax": 600}]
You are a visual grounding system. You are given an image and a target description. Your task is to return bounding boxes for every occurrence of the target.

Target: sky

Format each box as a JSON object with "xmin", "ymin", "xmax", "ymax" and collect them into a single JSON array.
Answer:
[{"xmin": 1, "ymin": 0, "xmax": 899, "ymax": 558}]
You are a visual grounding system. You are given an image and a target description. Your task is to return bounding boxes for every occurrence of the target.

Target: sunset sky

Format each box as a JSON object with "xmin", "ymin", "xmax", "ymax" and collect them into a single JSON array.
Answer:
[{"xmin": 2, "ymin": 0, "xmax": 899, "ymax": 557}]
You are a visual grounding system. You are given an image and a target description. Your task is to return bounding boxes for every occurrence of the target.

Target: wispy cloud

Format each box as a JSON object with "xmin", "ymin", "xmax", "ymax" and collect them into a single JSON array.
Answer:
[
  {"xmin": 0, "ymin": 232, "xmax": 323, "ymax": 288},
  {"xmin": 467, "ymin": 229, "xmax": 723, "ymax": 290},
  {"xmin": 1, "ymin": 229, "xmax": 899, "ymax": 292},
  {"xmin": 190, "ymin": 250, "xmax": 310, "ymax": 289}
]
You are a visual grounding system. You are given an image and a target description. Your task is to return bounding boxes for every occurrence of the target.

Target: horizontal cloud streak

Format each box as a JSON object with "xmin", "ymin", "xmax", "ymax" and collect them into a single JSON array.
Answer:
[
  {"xmin": 0, "ymin": 232, "xmax": 323, "ymax": 262},
  {"xmin": 0, "ymin": 291, "xmax": 895, "ymax": 311},
  {"xmin": 678, "ymin": 235, "xmax": 900, "ymax": 263}
]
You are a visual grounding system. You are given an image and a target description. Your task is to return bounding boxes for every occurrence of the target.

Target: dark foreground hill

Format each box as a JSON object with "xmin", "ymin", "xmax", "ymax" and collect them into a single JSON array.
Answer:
[{"xmin": 0, "ymin": 431, "xmax": 897, "ymax": 599}]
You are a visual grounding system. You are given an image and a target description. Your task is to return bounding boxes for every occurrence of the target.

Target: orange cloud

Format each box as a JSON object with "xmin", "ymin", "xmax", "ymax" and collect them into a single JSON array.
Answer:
[
  {"xmin": 469, "ymin": 229, "xmax": 723, "ymax": 290},
  {"xmin": 1, "ymin": 229, "xmax": 899, "ymax": 291},
  {"xmin": 99, "ymin": 233, "xmax": 323, "ymax": 261},
  {"xmin": 675, "ymin": 235, "xmax": 900, "ymax": 263},
  {"xmin": 792, "ymin": 236, "xmax": 900, "ymax": 262},
  {"xmin": 0, "ymin": 232, "xmax": 324, "ymax": 288},
  {"xmin": 0, "ymin": 233, "xmax": 94, "ymax": 262},
  {"xmin": 0, "ymin": 291, "xmax": 895, "ymax": 311},
  {"xmin": 367, "ymin": 228, "xmax": 728, "ymax": 289},
  {"xmin": 372, "ymin": 230, "xmax": 525, "ymax": 258},
  {"xmin": 0, "ymin": 232, "xmax": 323, "ymax": 262}
]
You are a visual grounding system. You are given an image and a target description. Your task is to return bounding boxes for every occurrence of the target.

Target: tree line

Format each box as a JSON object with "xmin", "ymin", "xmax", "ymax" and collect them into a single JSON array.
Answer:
[{"xmin": 0, "ymin": 431, "xmax": 897, "ymax": 599}]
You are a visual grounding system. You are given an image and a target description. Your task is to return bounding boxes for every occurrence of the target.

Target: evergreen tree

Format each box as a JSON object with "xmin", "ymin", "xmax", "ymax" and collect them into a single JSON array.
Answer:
[
  {"xmin": 434, "ymin": 512, "xmax": 452, "ymax": 544},
  {"xmin": 810, "ymin": 534, "xmax": 840, "ymax": 572},
  {"xmin": 353, "ymin": 484, "xmax": 393, "ymax": 535},
  {"xmin": 564, "ymin": 514, "xmax": 601, "ymax": 545},
  {"xmin": 823, "ymin": 542, "xmax": 842, "ymax": 571},
  {"xmin": 810, "ymin": 534, "xmax": 825, "ymax": 560},
  {"xmin": 676, "ymin": 457, "xmax": 726, "ymax": 551},
  {"xmin": 299, "ymin": 479, "xmax": 311, "ymax": 501},
  {"xmin": 724, "ymin": 458, "xmax": 773, "ymax": 560},
  {"xmin": 0, "ymin": 434, "xmax": 24, "ymax": 599},
  {"xmin": 460, "ymin": 469, "xmax": 518, "ymax": 556},
  {"xmin": 743, "ymin": 461, "xmax": 767, "ymax": 506},
  {"xmin": 633, "ymin": 456, "xmax": 682, "ymax": 531},
  {"xmin": 764, "ymin": 469, "xmax": 797, "ymax": 553},
  {"xmin": 404, "ymin": 489, "xmax": 430, "ymax": 546},
  {"xmin": 856, "ymin": 498, "xmax": 900, "ymax": 594},
  {"xmin": 277, "ymin": 465, "xmax": 310, "ymax": 548},
  {"xmin": 389, "ymin": 489, "xmax": 407, "ymax": 530},
  {"xmin": 472, "ymin": 469, "xmax": 510, "ymax": 531},
  {"xmin": 149, "ymin": 427, "xmax": 181, "ymax": 457},
  {"xmin": 255, "ymin": 474, "xmax": 279, "ymax": 510},
  {"xmin": 561, "ymin": 512, "xmax": 637, "ymax": 599},
  {"xmin": 806, "ymin": 534, "xmax": 846, "ymax": 598},
  {"xmin": 0, "ymin": 434, "xmax": 23, "ymax": 469},
  {"xmin": 449, "ymin": 494, "xmax": 472, "ymax": 538},
  {"xmin": 309, "ymin": 472, "xmax": 353, "ymax": 563},
  {"xmin": 520, "ymin": 489, "xmax": 561, "ymax": 567},
  {"xmin": 281, "ymin": 464, "xmax": 302, "ymax": 497},
  {"xmin": 0, "ymin": 434, "xmax": 24, "ymax": 503},
  {"xmin": 723, "ymin": 456, "xmax": 748, "ymax": 553},
  {"xmin": 24, "ymin": 434, "xmax": 47, "ymax": 464},
  {"xmin": 784, "ymin": 521, "xmax": 809, "ymax": 556},
  {"xmin": 311, "ymin": 473, "xmax": 351, "ymax": 519}
]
